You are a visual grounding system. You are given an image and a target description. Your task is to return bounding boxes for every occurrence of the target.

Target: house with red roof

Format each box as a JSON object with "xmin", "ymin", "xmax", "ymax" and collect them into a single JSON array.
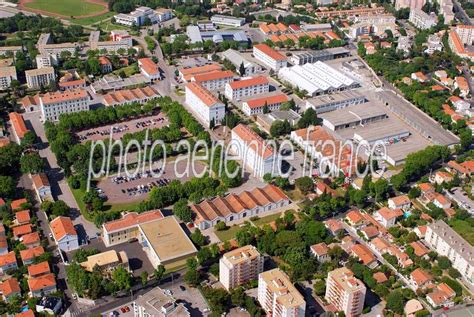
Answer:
[
  {"xmin": 388, "ymin": 195, "xmax": 411, "ymax": 210},
  {"xmin": 50, "ymin": 216, "xmax": 78, "ymax": 252},
  {"xmin": 20, "ymin": 246, "xmax": 45, "ymax": 265},
  {"xmin": 28, "ymin": 273, "xmax": 56, "ymax": 297},
  {"xmin": 98, "ymin": 56, "xmax": 113, "ymax": 73},
  {"xmin": 310, "ymin": 242, "xmax": 330, "ymax": 263},
  {"xmin": 410, "ymin": 268, "xmax": 433, "ymax": 289},
  {"xmin": 374, "ymin": 207, "xmax": 403, "ymax": 228},
  {"xmin": 11, "ymin": 198, "xmax": 28, "ymax": 211},
  {"xmin": 0, "ymin": 252, "xmax": 18, "ymax": 274},
  {"xmin": 426, "ymin": 283, "xmax": 456, "ymax": 308},
  {"xmin": 0, "ymin": 278, "xmax": 20, "ymax": 301},
  {"xmin": 138, "ymin": 58, "xmax": 160, "ymax": 81}
]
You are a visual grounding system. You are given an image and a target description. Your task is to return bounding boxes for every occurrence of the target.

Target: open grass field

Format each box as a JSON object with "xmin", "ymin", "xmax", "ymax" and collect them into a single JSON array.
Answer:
[
  {"xmin": 215, "ymin": 225, "xmax": 244, "ymax": 242},
  {"xmin": 20, "ymin": 0, "xmax": 109, "ymax": 19},
  {"xmin": 449, "ymin": 219, "xmax": 474, "ymax": 245},
  {"xmin": 72, "ymin": 12, "xmax": 116, "ymax": 26}
]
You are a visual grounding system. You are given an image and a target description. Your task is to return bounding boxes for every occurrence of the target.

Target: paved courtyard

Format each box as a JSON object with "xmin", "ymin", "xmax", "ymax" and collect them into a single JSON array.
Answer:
[
  {"xmin": 76, "ymin": 113, "xmax": 169, "ymax": 143},
  {"xmin": 97, "ymin": 157, "xmax": 207, "ymax": 204}
]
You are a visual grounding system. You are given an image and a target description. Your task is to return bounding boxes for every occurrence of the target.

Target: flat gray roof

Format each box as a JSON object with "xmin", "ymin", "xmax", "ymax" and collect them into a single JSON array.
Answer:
[
  {"xmin": 319, "ymin": 102, "xmax": 387, "ymax": 126},
  {"xmin": 376, "ymin": 90, "xmax": 459, "ymax": 146},
  {"xmin": 307, "ymin": 90, "xmax": 366, "ymax": 108}
]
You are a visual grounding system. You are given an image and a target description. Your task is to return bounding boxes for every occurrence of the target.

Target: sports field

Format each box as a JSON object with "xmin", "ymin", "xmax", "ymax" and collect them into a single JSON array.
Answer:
[{"xmin": 20, "ymin": 0, "xmax": 109, "ymax": 19}]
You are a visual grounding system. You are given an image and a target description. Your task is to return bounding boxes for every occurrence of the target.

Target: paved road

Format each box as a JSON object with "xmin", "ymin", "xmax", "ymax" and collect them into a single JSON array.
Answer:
[
  {"xmin": 23, "ymin": 112, "xmax": 101, "ymax": 239},
  {"xmin": 453, "ymin": 0, "xmax": 473, "ymax": 25},
  {"xmin": 445, "ymin": 187, "xmax": 474, "ymax": 213}
]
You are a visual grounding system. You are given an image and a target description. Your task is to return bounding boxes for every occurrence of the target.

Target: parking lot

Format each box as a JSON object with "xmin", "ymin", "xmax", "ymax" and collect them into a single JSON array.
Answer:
[
  {"xmin": 76, "ymin": 113, "xmax": 169, "ymax": 143},
  {"xmin": 97, "ymin": 156, "xmax": 208, "ymax": 204},
  {"xmin": 67, "ymin": 238, "xmax": 155, "ymax": 278}
]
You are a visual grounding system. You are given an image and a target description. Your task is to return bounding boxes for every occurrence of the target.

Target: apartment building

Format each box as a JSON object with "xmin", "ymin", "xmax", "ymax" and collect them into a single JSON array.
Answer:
[
  {"xmin": 409, "ymin": 9, "xmax": 437, "ymax": 30},
  {"xmin": 102, "ymin": 210, "xmax": 164, "ymax": 247},
  {"xmin": 9, "ymin": 112, "xmax": 28, "ymax": 144},
  {"xmin": 253, "ymin": 44, "xmax": 287, "ymax": 71},
  {"xmin": 395, "ymin": 0, "xmax": 425, "ymax": 10},
  {"xmin": 222, "ymin": 49, "xmax": 262, "ymax": 76},
  {"xmin": 242, "ymin": 94, "xmax": 289, "ymax": 116},
  {"xmin": 103, "ymin": 86, "xmax": 159, "ymax": 107},
  {"xmin": 39, "ymin": 88, "xmax": 90, "ymax": 121},
  {"xmin": 211, "ymin": 15, "xmax": 245, "ymax": 27},
  {"xmin": 89, "ymin": 30, "xmax": 133, "ymax": 54},
  {"xmin": 449, "ymin": 26, "xmax": 474, "ymax": 61},
  {"xmin": 179, "ymin": 64, "xmax": 222, "ymax": 82},
  {"xmin": 373, "ymin": 207, "xmax": 404, "ymax": 228},
  {"xmin": 225, "ymin": 76, "xmax": 269, "ymax": 101},
  {"xmin": 114, "ymin": 6, "xmax": 160, "ymax": 26},
  {"xmin": 155, "ymin": 8, "xmax": 173, "ymax": 22},
  {"xmin": 325, "ymin": 268, "xmax": 366, "ymax": 317},
  {"xmin": 0, "ymin": 66, "xmax": 17, "ymax": 90},
  {"xmin": 231, "ymin": 123, "xmax": 278, "ymax": 178},
  {"xmin": 258, "ymin": 268, "xmax": 306, "ymax": 317},
  {"xmin": 25, "ymin": 67, "xmax": 56, "ymax": 89},
  {"xmin": 191, "ymin": 70, "xmax": 234, "ymax": 91},
  {"xmin": 134, "ymin": 287, "xmax": 190, "ymax": 317},
  {"xmin": 425, "ymin": 220, "xmax": 474, "ymax": 284},
  {"xmin": 219, "ymin": 245, "xmax": 264, "ymax": 290},
  {"xmin": 185, "ymin": 82, "xmax": 225, "ymax": 127}
]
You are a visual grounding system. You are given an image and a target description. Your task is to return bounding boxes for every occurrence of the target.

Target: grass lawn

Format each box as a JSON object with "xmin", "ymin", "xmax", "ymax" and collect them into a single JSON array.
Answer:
[
  {"xmin": 104, "ymin": 200, "xmax": 140, "ymax": 213},
  {"xmin": 449, "ymin": 219, "xmax": 474, "ymax": 245},
  {"xmin": 71, "ymin": 12, "xmax": 115, "ymax": 26},
  {"xmin": 93, "ymin": 19, "xmax": 130, "ymax": 30},
  {"xmin": 285, "ymin": 188, "xmax": 305, "ymax": 201},
  {"xmin": 215, "ymin": 225, "xmax": 243, "ymax": 242},
  {"xmin": 25, "ymin": 0, "xmax": 106, "ymax": 17},
  {"xmin": 112, "ymin": 64, "xmax": 138, "ymax": 77},
  {"xmin": 71, "ymin": 187, "xmax": 87, "ymax": 213},
  {"xmin": 251, "ymin": 212, "xmax": 283, "ymax": 227}
]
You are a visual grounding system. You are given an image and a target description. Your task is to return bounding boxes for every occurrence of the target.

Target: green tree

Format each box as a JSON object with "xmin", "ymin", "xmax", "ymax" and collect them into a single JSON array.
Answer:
[
  {"xmin": 437, "ymin": 256, "xmax": 450, "ymax": 270},
  {"xmin": 313, "ymin": 280, "xmax": 326, "ymax": 296},
  {"xmin": 154, "ymin": 264, "xmax": 165, "ymax": 283},
  {"xmin": 297, "ymin": 108, "xmax": 319, "ymax": 128},
  {"xmin": 141, "ymin": 271, "xmax": 148, "ymax": 286},
  {"xmin": 190, "ymin": 229, "xmax": 207, "ymax": 246},
  {"xmin": 173, "ymin": 199, "xmax": 193, "ymax": 223},
  {"xmin": 113, "ymin": 267, "xmax": 132, "ymax": 291},
  {"xmin": 0, "ymin": 176, "xmax": 16, "ymax": 198},
  {"xmin": 295, "ymin": 176, "xmax": 314, "ymax": 194},
  {"xmin": 20, "ymin": 153, "xmax": 45, "ymax": 174},
  {"xmin": 239, "ymin": 62, "xmax": 245, "ymax": 76},
  {"xmin": 21, "ymin": 131, "xmax": 37, "ymax": 148},
  {"xmin": 386, "ymin": 290, "xmax": 405, "ymax": 314}
]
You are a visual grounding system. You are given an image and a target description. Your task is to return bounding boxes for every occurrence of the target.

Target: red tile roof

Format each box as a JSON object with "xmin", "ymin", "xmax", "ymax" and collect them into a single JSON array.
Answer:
[
  {"xmin": 192, "ymin": 70, "xmax": 234, "ymax": 82},
  {"xmin": 227, "ymin": 76, "xmax": 269, "ymax": 90},
  {"xmin": 310, "ymin": 242, "xmax": 329, "ymax": 256},
  {"xmin": 41, "ymin": 88, "xmax": 88, "ymax": 104},
  {"xmin": 186, "ymin": 82, "xmax": 221, "ymax": 107},
  {"xmin": 254, "ymin": 44, "xmax": 286, "ymax": 61},
  {"xmin": 245, "ymin": 94, "xmax": 289, "ymax": 109},
  {"xmin": 346, "ymin": 210, "xmax": 364, "ymax": 224},
  {"xmin": 15, "ymin": 210, "xmax": 30, "ymax": 224},
  {"xmin": 191, "ymin": 184, "xmax": 288, "ymax": 224},
  {"xmin": 103, "ymin": 210, "xmax": 164, "ymax": 233},
  {"xmin": 411, "ymin": 268, "xmax": 432, "ymax": 286},
  {"xmin": 12, "ymin": 224, "xmax": 32, "ymax": 238},
  {"xmin": 232, "ymin": 124, "xmax": 274, "ymax": 159},
  {"xmin": 0, "ymin": 278, "xmax": 20, "ymax": 297},
  {"xmin": 138, "ymin": 58, "xmax": 159, "ymax": 76},
  {"xmin": 20, "ymin": 246, "xmax": 44, "ymax": 262},
  {"xmin": 28, "ymin": 273, "xmax": 56, "ymax": 292},
  {"xmin": 28, "ymin": 261, "xmax": 50, "ymax": 277},
  {"xmin": 0, "ymin": 252, "xmax": 17, "ymax": 267},
  {"xmin": 15, "ymin": 310, "xmax": 35, "ymax": 317},
  {"xmin": 351, "ymin": 244, "xmax": 376, "ymax": 265},
  {"xmin": 9, "ymin": 112, "xmax": 28, "ymax": 139},
  {"xmin": 50, "ymin": 216, "xmax": 76, "ymax": 241},
  {"xmin": 21, "ymin": 232, "xmax": 40, "ymax": 246},
  {"xmin": 11, "ymin": 198, "xmax": 27, "ymax": 210},
  {"xmin": 32, "ymin": 173, "xmax": 49, "ymax": 189}
]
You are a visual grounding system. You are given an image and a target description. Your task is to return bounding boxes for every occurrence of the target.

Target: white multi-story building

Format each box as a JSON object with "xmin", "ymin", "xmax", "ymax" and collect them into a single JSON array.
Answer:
[
  {"xmin": 258, "ymin": 269, "xmax": 306, "ymax": 317},
  {"xmin": 325, "ymin": 267, "xmax": 367, "ymax": 317},
  {"xmin": 134, "ymin": 287, "xmax": 189, "ymax": 317},
  {"xmin": 373, "ymin": 207, "xmax": 403, "ymax": 228},
  {"xmin": 211, "ymin": 15, "xmax": 246, "ymax": 27},
  {"xmin": 225, "ymin": 76, "xmax": 269, "ymax": 101},
  {"xmin": 425, "ymin": 220, "xmax": 474, "ymax": 284},
  {"xmin": 222, "ymin": 49, "xmax": 262, "ymax": 76},
  {"xmin": 39, "ymin": 88, "xmax": 90, "ymax": 121},
  {"xmin": 0, "ymin": 66, "xmax": 16, "ymax": 90},
  {"xmin": 242, "ymin": 94, "xmax": 289, "ymax": 116},
  {"xmin": 114, "ymin": 6, "xmax": 160, "ymax": 26},
  {"xmin": 35, "ymin": 54, "xmax": 55, "ymax": 69},
  {"xmin": 185, "ymin": 82, "xmax": 225, "ymax": 127},
  {"xmin": 253, "ymin": 44, "xmax": 287, "ymax": 71},
  {"xmin": 219, "ymin": 245, "xmax": 264, "ymax": 290},
  {"xmin": 155, "ymin": 8, "xmax": 173, "ymax": 22},
  {"xmin": 409, "ymin": 9, "xmax": 438, "ymax": 30},
  {"xmin": 191, "ymin": 70, "xmax": 234, "ymax": 91},
  {"xmin": 395, "ymin": 0, "xmax": 425, "ymax": 10},
  {"xmin": 89, "ymin": 30, "xmax": 133, "ymax": 54},
  {"xmin": 231, "ymin": 123, "xmax": 278, "ymax": 178},
  {"xmin": 25, "ymin": 67, "xmax": 56, "ymax": 89}
]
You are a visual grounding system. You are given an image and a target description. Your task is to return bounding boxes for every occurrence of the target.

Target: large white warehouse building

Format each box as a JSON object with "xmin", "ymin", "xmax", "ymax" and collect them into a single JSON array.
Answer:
[{"xmin": 278, "ymin": 61, "xmax": 358, "ymax": 97}]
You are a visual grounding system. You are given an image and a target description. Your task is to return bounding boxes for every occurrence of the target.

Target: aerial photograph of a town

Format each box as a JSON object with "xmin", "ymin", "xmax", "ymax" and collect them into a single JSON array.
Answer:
[{"xmin": 1, "ymin": 0, "xmax": 474, "ymax": 316}]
